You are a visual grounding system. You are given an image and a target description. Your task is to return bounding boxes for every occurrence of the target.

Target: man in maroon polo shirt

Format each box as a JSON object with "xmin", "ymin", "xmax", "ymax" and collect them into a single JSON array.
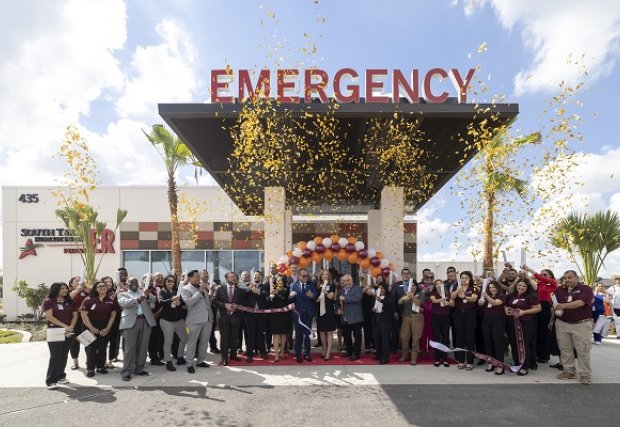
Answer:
[{"xmin": 553, "ymin": 270, "xmax": 594, "ymax": 385}]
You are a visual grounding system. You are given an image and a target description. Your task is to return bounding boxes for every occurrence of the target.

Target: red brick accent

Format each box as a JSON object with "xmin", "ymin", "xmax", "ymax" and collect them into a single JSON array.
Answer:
[
  {"xmin": 157, "ymin": 240, "xmax": 172, "ymax": 249},
  {"xmin": 120, "ymin": 240, "xmax": 139, "ymax": 249},
  {"xmin": 404, "ymin": 223, "xmax": 417, "ymax": 233},
  {"xmin": 251, "ymin": 230, "xmax": 264, "ymax": 240},
  {"xmin": 232, "ymin": 240, "xmax": 252, "ymax": 249},
  {"xmin": 138, "ymin": 222, "xmax": 158, "ymax": 232},
  {"xmin": 196, "ymin": 231, "xmax": 214, "ymax": 241}
]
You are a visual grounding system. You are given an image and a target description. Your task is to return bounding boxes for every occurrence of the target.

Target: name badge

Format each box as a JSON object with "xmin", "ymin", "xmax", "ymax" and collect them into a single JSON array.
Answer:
[
  {"xmin": 567, "ymin": 295, "xmax": 573, "ymax": 303},
  {"xmin": 57, "ymin": 304, "xmax": 64, "ymax": 311},
  {"xmin": 512, "ymin": 299, "xmax": 518, "ymax": 306},
  {"xmin": 90, "ymin": 303, "xmax": 97, "ymax": 310},
  {"xmin": 150, "ymin": 303, "xmax": 155, "ymax": 309},
  {"xmin": 487, "ymin": 302, "xmax": 492, "ymax": 308}
]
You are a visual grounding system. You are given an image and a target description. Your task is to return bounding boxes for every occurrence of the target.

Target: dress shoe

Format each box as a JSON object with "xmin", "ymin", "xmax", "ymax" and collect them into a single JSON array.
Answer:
[
  {"xmin": 176, "ymin": 357, "xmax": 187, "ymax": 366},
  {"xmin": 379, "ymin": 360, "xmax": 388, "ymax": 365},
  {"xmin": 296, "ymin": 357, "xmax": 303, "ymax": 363},
  {"xmin": 196, "ymin": 362, "xmax": 210, "ymax": 368},
  {"xmin": 230, "ymin": 356, "xmax": 241, "ymax": 362},
  {"xmin": 150, "ymin": 360, "xmax": 165, "ymax": 366},
  {"xmin": 166, "ymin": 362, "xmax": 177, "ymax": 372},
  {"xmin": 135, "ymin": 371, "xmax": 150, "ymax": 376},
  {"xmin": 246, "ymin": 356, "xmax": 253, "ymax": 363},
  {"xmin": 210, "ymin": 348, "xmax": 221, "ymax": 354},
  {"xmin": 121, "ymin": 375, "xmax": 131, "ymax": 381},
  {"xmin": 187, "ymin": 366, "xmax": 195, "ymax": 374},
  {"xmin": 86, "ymin": 370, "xmax": 95, "ymax": 378},
  {"xmin": 304, "ymin": 354, "xmax": 313, "ymax": 362},
  {"xmin": 96, "ymin": 368, "xmax": 109, "ymax": 374},
  {"xmin": 349, "ymin": 355, "xmax": 360, "ymax": 361},
  {"xmin": 260, "ymin": 353, "xmax": 268, "ymax": 359}
]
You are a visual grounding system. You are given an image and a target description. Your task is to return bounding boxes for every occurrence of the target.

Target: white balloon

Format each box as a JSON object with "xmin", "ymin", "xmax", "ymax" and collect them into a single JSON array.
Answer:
[
  {"xmin": 293, "ymin": 248, "xmax": 302, "ymax": 257},
  {"xmin": 279, "ymin": 256, "xmax": 289, "ymax": 264},
  {"xmin": 380, "ymin": 259, "xmax": 389, "ymax": 268},
  {"xmin": 307, "ymin": 240, "xmax": 317, "ymax": 251},
  {"xmin": 322, "ymin": 237, "xmax": 332, "ymax": 248},
  {"xmin": 354, "ymin": 241, "xmax": 365, "ymax": 251},
  {"xmin": 367, "ymin": 249, "xmax": 376, "ymax": 258},
  {"xmin": 338, "ymin": 237, "xmax": 348, "ymax": 247}
]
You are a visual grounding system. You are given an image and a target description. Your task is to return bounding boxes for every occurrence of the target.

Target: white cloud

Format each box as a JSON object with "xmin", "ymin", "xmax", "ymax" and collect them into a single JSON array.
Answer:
[{"xmin": 461, "ymin": 0, "xmax": 620, "ymax": 94}]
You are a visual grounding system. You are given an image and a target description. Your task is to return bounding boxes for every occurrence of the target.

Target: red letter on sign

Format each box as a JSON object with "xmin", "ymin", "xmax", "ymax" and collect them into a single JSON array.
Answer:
[
  {"xmin": 239, "ymin": 69, "xmax": 271, "ymax": 101},
  {"xmin": 100, "ymin": 229, "xmax": 115, "ymax": 254},
  {"xmin": 211, "ymin": 69, "xmax": 233, "ymax": 103},
  {"xmin": 277, "ymin": 69, "xmax": 300, "ymax": 103},
  {"xmin": 451, "ymin": 68, "xmax": 476, "ymax": 103},
  {"xmin": 423, "ymin": 68, "xmax": 449, "ymax": 103},
  {"xmin": 304, "ymin": 69, "xmax": 329, "ymax": 103},
  {"xmin": 334, "ymin": 68, "xmax": 360, "ymax": 103},
  {"xmin": 392, "ymin": 69, "xmax": 419, "ymax": 103},
  {"xmin": 365, "ymin": 69, "xmax": 390, "ymax": 103}
]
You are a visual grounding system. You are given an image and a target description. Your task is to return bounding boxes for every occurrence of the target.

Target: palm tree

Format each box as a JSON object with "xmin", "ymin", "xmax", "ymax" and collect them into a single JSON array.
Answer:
[
  {"xmin": 480, "ymin": 126, "xmax": 541, "ymax": 274},
  {"xmin": 143, "ymin": 124, "xmax": 201, "ymax": 275},
  {"xmin": 551, "ymin": 210, "xmax": 620, "ymax": 285}
]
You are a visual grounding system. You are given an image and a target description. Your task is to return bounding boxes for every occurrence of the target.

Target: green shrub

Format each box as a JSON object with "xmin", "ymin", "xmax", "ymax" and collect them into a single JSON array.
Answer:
[{"xmin": 11, "ymin": 280, "xmax": 48, "ymax": 322}]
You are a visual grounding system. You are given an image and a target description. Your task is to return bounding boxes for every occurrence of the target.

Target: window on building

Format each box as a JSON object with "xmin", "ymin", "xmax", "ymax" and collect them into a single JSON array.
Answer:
[
  {"xmin": 207, "ymin": 250, "xmax": 232, "ymax": 284},
  {"xmin": 150, "ymin": 251, "xmax": 172, "ymax": 275},
  {"xmin": 182, "ymin": 251, "xmax": 206, "ymax": 273},
  {"xmin": 233, "ymin": 250, "xmax": 261, "ymax": 276},
  {"xmin": 123, "ymin": 251, "xmax": 150, "ymax": 278}
]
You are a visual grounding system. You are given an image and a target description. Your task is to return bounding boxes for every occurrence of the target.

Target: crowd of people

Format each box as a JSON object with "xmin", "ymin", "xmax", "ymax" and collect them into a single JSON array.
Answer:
[{"xmin": 42, "ymin": 263, "xmax": 619, "ymax": 390}]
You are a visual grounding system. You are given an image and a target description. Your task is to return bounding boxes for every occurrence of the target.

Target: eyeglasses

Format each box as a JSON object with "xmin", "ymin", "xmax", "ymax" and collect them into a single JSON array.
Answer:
[{"xmin": 96, "ymin": 284, "xmax": 107, "ymax": 288}]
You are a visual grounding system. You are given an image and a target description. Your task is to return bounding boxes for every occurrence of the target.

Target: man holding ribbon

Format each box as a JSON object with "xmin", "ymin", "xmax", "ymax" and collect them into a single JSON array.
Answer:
[
  {"xmin": 180, "ymin": 270, "xmax": 214, "ymax": 373},
  {"xmin": 289, "ymin": 268, "xmax": 319, "ymax": 363},
  {"xmin": 214, "ymin": 272, "xmax": 246, "ymax": 366}
]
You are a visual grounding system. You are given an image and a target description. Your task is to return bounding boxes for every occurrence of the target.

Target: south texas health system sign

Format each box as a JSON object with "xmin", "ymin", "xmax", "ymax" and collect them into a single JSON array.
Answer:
[
  {"xmin": 210, "ymin": 67, "xmax": 476, "ymax": 104},
  {"xmin": 19, "ymin": 228, "xmax": 116, "ymax": 258}
]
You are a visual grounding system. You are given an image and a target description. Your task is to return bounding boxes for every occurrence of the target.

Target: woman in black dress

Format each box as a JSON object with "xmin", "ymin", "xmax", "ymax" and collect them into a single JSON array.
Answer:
[
  {"xmin": 269, "ymin": 275, "xmax": 290, "ymax": 362},
  {"xmin": 316, "ymin": 269, "xmax": 337, "ymax": 360}
]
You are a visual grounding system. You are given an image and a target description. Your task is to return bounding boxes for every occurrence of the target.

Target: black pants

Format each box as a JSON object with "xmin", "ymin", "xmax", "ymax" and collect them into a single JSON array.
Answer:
[
  {"xmin": 452, "ymin": 310, "xmax": 476, "ymax": 364},
  {"xmin": 431, "ymin": 314, "xmax": 451, "ymax": 362},
  {"xmin": 245, "ymin": 313, "xmax": 267, "ymax": 356},
  {"xmin": 86, "ymin": 321, "xmax": 110, "ymax": 371},
  {"xmin": 537, "ymin": 301, "xmax": 552, "ymax": 361},
  {"xmin": 219, "ymin": 314, "xmax": 241, "ymax": 361},
  {"xmin": 46, "ymin": 335, "xmax": 71, "ymax": 385},
  {"xmin": 148, "ymin": 321, "xmax": 164, "ymax": 362},
  {"xmin": 108, "ymin": 315, "xmax": 121, "ymax": 360},
  {"xmin": 390, "ymin": 315, "xmax": 400, "ymax": 351},
  {"xmin": 236, "ymin": 318, "xmax": 247, "ymax": 352},
  {"xmin": 508, "ymin": 317, "xmax": 537, "ymax": 369},
  {"xmin": 363, "ymin": 312, "xmax": 374, "ymax": 350},
  {"xmin": 373, "ymin": 316, "xmax": 391, "ymax": 362},
  {"xmin": 343, "ymin": 322, "xmax": 362, "ymax": 357},
  {"xmin": 209, "ymin": 305, "xmax": 218, "ymax": 350},
  {"xmin": 475, "ymin": 313, "xmax": 485, "ymax": 353},
  {"xmin": 69, "ymin": 318, "xmax": 83, "ymax": 359},
  {"xmin": 482, "ymin": 315, "xmax": 505, "ymax": 363}
]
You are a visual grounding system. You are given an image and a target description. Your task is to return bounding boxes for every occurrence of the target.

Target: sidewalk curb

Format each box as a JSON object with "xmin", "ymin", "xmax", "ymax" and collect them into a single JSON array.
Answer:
[{"xmin": 0, "ymin": 329, "xmax": 32, "ymax": 343}]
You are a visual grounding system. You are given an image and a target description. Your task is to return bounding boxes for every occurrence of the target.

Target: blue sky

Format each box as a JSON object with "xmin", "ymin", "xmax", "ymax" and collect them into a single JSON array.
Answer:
[{"xmin": 1, "ymin": 0, "xmax": 619, "ymax": 276}]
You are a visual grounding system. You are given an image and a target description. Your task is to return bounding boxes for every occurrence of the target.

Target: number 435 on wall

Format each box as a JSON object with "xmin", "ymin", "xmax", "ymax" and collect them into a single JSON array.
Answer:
[{"xmin": 18, "ymin": 193, "xmax": 39, "ymax": 203}]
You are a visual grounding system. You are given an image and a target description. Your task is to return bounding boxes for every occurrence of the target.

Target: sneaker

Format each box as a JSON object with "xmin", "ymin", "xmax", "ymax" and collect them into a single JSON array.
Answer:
[
  {"xmin": 557, "ymin": 371, "xmax": 576, "ymax": 380},
  {"xmin": 580, "ymin": 375, "xmax": 591, "ymax": 385},
  {"xmin": 47, "ymin": 383, "xmax": 59, "ymax": 390},
  {"xmin": 166, "ymin": 361, "xmax": 177, "ymax": 372},
  {"xmin": 594, "ymin": 342, "xmax": 602, "ymax": 346},
  {"xmin": 57, "ymin": 378, "xmax": 69, "ymax": 385}
]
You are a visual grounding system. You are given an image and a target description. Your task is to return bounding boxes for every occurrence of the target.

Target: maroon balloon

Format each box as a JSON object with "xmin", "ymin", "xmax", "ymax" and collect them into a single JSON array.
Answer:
[
  {"xmin": 302, "ymin": 249, "xmax": 312, "ymax": 258},
  {"xmin": 315, "ymin": 244, "xmax": 325, "ymax": 253},
  {"xmin": 345, "ymin": 243, "xmax": 355, "ymax": 253},
  {"xmin": 358, "ymin": 249, "xmax": 368, "ymax": 259},
  {"xmin": 382, "ymin": 268, "xmax": 391, "ymax": 276},
  {"xmin": 370, "ymin": 257, "xmax": 381, "ymax": 267},
  {"xmin": 331, "ymin": 243, "xmax": 341, "ymax": 252},
  {"xmin": 278, "ymin": 265, "xmax": 287, "ymax": 274},
  {"xmin": 290, "ymin": 256, "xmax": 300, "ymax": 265}
]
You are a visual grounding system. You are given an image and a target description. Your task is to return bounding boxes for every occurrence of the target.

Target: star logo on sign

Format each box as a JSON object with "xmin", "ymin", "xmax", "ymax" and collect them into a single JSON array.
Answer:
[{"xmin": 19, "ymin": 238, "xmax": 42, "ymax": 259}]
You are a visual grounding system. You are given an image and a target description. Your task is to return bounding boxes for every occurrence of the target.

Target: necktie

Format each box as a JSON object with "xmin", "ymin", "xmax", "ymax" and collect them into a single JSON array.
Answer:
[
  {"xmin": 228, "ymin": 286, "xmax": 233, "ymax": 301},
  {"xmin": 301, "ymin": 283, "xmax": 305, "ymax": 292}
]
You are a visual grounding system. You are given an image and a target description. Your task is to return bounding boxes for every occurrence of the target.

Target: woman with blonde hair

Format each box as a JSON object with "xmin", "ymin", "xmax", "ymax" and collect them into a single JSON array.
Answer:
[{"xmin": 316, "ymin": 269, "xmax": 338, "ymax": 360}]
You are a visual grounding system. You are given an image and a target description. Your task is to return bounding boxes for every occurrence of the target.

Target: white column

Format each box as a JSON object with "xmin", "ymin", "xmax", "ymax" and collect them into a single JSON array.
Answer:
[
  {"xmin": 264, "ymin": 187, "xmax": 289, "ymax": 273},
  {"xmin": 380, "ymin": 186, "xmax": 404, "ymax": 271},
  {"xmin": 367, "ymin": 209, "xmax": 382, "ymax": 253}
]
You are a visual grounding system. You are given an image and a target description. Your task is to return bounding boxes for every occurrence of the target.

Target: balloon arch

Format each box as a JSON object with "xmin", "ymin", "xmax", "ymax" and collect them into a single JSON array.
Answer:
[{"xmin": 275, "ymin": 235, "xmax": 395, "ymax": 278}]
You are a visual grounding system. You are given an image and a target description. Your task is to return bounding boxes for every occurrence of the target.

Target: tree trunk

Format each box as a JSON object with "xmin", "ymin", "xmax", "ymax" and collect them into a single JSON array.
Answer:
[
  {"xmin": 483, "ymin": 191, "xmax": 495, "ymax": 275},
  {"xmin": 168, "ymin": 171, "xmax": 182, "ymax": 275}
]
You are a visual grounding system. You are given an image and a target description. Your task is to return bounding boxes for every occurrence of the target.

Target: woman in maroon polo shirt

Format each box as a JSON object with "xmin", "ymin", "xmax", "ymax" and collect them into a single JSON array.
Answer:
[
  {"xmin": 429, "ymin": 279, "xmax": 454, "ymax": 367},
  {"xmin": 102, "ymin": 275, "xmax": 121, "ymax": 369},
  {"xmin": 42, "ymin": 282, "xmax": 78, "ymax": 390},
  {"xmin": 81, "ymin": 281, "xmax": 119, "ymax": 377},
  {"xmin": 480, "ymin": 281, "xmax": 507, "ymax": 374},
  {"xmin": 506, "ymin": 278, "xmax": 541, "ymax": 376},
  {"xmin": 69, "ymin": 276, "xmax": 90, "ymax": 370},
  {"xmin": 450, "ymin": 271, "xmax": 478, "ymax": 370},
  {"xmin": 522, "ymin": 265, "xmax": 557, "ymax": 364}
]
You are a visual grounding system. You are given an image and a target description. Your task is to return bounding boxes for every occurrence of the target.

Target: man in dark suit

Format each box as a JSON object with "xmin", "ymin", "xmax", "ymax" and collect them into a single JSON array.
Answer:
[
  {"xmin": 242, "ymin": 271, "xmax": 270, "ymax": 362},
  {"xmin": 338, "ymin": 274, "xmax": 364, "ymax": 360},
  {"xmin": 289, "ymin": 268, "xmax": 319, "ymax": 362},
  {"xmin": 213, "ymin": 272, "xmax": 246, "ymax": 365}
]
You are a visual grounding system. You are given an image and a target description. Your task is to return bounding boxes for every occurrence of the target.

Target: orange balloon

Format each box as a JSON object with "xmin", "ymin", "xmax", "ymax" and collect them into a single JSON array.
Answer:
[
  {"xmin": 330, "ymin": 234, "xmax": 339, "ymax": 243},
  {"xmin": 323, "ymin": 249, "xmax": 334, "ymax": 260},
  {"xmin": 388, "ymin": 263, "xmax": 395, "ymax": 270},
  {"xmin": 371, "ymin": 266, "xmax": 382, "ymax": 277},
  {"xmin": 360, "ymin": 258, "xmax": 371, "ymax": 269},
  {"xmin": 298, "ymin": 241, "xmax": 307, "ymax": 250},
  {"xmin": 314, "ymin": 236, "xmax": 323, "ymax": 244},
  {"xmin": 348, "ymin": 252, "xmax": 359, "ymax": 264},
  {"xmin": 298, "ymin": 257, "xmax": 310, "ymax": 268},
  {"xmin": 286, "ymin": 250, "xmax": 292, "ymax": 257},
  {"xmin": 311, "ymin": 252, "xmax": 322, "ymax": 263},
  {"xmin": 286, "ymin": 266, "xmax": 292, "ymax": 276},
  {"xmin": 348, "ymin": 236, "xmax": 357, "ymax": 244},
  {"xmin": 376, "ymin": 251, "xmax": 384, "ymax": 259},
  {"xmin": 337, "ymin": 249, "xmax": 348, "ymax": 261}
]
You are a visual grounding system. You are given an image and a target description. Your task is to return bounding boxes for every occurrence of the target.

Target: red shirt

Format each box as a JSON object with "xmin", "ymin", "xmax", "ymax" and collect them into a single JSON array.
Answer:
[
  {"xmin": 454, "ymin": 286, "xmax": 477, "ymax": 311},
  {"xmin": 42, "ymin": 298, "xmax": 75, "ymax": 327},
  {"xmin": 554, "ymin": 284, "xmax": 594, "ymax": 322},
  {"xmin": 534, "ymin": 273, "xmax": 558, "ymax": 303},
  {"xmin": 72, "ymin": 290, "xmax": 88, "ymax": 319},
  {"xmin": 82, "ymin": 296, "xmax": 118, "ymax": 323},
  {"xmin": 429, "ymin": 290, "xmax": 451, "ymax": 315},
  {"xmin": 483, "ymin": 294, "xmax": 506, "ymax": 316},
  {"xmin": 507, "ymin": 293, "xmax": 539, "ymax": 320}
]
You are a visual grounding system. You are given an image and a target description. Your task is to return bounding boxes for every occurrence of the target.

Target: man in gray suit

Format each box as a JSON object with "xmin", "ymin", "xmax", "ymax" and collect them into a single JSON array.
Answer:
[
  {"xmin": 338, "ymin": 274, "xmax": 364, "ymax": 360},
  {"xmin": 118, "ymin": 276, "xmax": 157, "ymax": 381},
  {"xmin": 180, "ymin": 270, "xmax": 214, "ymax": 373}
]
